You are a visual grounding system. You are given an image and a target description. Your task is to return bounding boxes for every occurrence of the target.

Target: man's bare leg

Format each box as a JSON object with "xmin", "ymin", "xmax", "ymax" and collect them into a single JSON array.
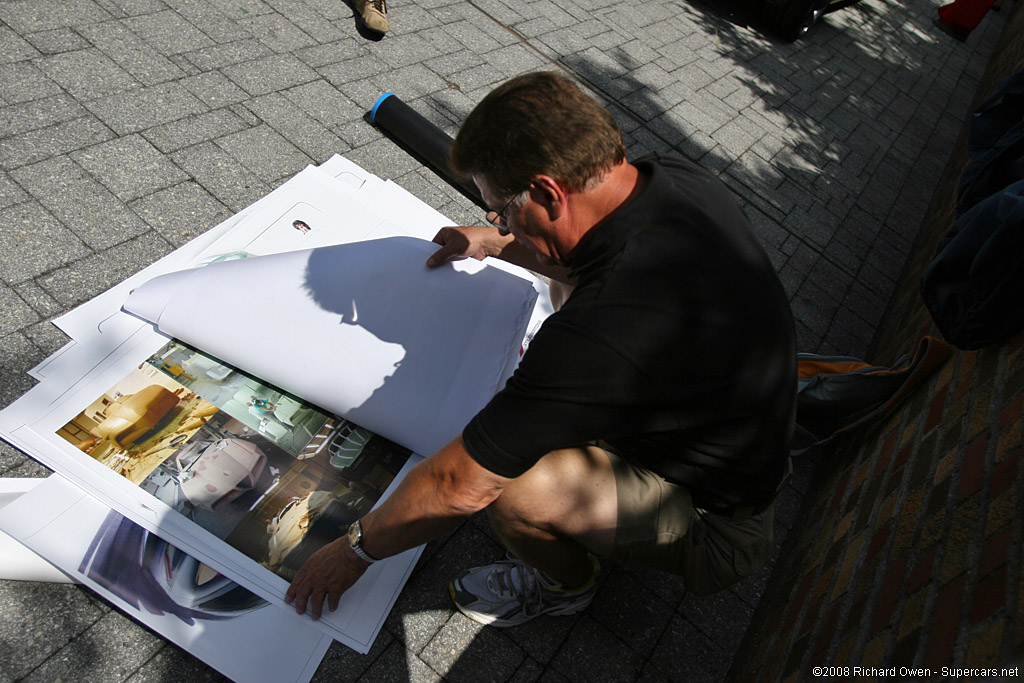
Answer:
[{"xmin": 485, "ymin": 445, "xmax": 617, "ymax": 587}]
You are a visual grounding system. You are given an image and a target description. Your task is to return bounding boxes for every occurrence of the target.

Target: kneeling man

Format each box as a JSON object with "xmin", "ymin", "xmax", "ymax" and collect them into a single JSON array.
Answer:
[{"xmin": 286, "ymin": 71, "xmax": 796, "ymax": 626}]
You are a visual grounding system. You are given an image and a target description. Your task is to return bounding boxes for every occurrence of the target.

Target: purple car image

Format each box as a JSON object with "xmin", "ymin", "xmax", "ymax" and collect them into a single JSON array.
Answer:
[{"xmin": 79, "ymin": 510, "xmax": 265, "ymax": 625}]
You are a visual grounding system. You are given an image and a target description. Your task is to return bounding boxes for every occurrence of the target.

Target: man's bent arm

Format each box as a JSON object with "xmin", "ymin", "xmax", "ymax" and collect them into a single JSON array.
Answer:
[
  {"xmin": 427, "ymin": 225, "xmax": 573, "ymax": 283},
  {"xmin": 285, "ymin": 435, "xmax": 510, "ymax": 619}
]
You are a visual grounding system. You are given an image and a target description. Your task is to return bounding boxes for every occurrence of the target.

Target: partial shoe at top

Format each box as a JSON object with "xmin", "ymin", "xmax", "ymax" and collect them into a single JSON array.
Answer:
[{"xmin": 354, "ymin": 0, "xmax": 389, "ymax": 34}]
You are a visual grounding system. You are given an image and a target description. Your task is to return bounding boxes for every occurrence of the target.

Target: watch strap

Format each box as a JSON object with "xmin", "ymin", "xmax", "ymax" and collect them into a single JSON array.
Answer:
[{"xmin": 348, "ymin": 520, "xmax": 380, "ymax": 563}]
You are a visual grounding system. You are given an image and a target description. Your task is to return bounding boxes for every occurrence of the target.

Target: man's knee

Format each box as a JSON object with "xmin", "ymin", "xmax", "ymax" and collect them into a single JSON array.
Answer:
[
  {"xmin": 487, "ymin": 451, "xmax": 566, "ymax": 530},
  {"xmin": 487, "ymin": 446, "xmax": 617, "ymax": 548}
]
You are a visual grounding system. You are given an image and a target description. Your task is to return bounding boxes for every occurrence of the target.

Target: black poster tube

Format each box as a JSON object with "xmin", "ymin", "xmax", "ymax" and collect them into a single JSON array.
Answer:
[{"xmin": 369, "ymin": 92, "xmax": 484, "ymax": 208}]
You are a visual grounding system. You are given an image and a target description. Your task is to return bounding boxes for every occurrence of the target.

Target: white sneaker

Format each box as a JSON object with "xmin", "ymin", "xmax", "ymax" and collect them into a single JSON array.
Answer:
[{"xmin": 449, "ymin": 555, "xmax": 599, "ymax": 627}]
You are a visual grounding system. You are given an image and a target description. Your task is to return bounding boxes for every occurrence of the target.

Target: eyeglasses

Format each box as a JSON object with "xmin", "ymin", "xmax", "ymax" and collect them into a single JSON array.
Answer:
[{"xmin": 486, "ymin": 193, "xmax": 519, "ymax": 228}]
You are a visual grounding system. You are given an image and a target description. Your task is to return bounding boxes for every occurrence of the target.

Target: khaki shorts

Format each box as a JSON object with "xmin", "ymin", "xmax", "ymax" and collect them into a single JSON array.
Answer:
[{"xmin": 606, "ymin": 450, "xmax": 775, "ymax": 596}]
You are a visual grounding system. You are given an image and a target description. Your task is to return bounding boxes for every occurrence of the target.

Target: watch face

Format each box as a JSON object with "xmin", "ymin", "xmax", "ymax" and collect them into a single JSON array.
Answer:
[{"xmin": 348, "ymin": 521, "xmax": 360, "ymax": 546}]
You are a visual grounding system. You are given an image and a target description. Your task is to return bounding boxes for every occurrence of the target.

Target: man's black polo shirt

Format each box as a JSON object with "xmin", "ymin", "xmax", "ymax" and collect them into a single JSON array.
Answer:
[{"xmin": 463, "ymin": 153, "xmax": 796, "ymax": 512}]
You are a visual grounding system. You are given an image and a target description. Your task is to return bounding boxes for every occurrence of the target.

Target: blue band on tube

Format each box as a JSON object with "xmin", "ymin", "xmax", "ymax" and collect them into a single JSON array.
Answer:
[{"xmin": 370, "ymin": 92, "xmax": 394, "ymax": 123}]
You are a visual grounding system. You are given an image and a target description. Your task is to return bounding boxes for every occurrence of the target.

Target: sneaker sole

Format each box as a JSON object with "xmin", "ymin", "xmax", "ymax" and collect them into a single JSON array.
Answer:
[{"xmin": 448, "ymin": 581, "xmax": 592, "ymax": 628}]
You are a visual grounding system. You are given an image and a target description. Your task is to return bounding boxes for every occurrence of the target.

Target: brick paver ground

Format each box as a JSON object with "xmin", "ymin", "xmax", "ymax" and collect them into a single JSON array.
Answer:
[{"xmin": 0, "ymin": 0, "xmax": 1008, "ymax": 680}]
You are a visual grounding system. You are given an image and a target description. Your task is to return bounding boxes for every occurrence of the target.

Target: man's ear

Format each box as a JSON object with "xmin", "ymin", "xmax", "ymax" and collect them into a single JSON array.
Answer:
[{"xmin": 530, "ymin": 175, "xmax": 567, "ymax": 220}]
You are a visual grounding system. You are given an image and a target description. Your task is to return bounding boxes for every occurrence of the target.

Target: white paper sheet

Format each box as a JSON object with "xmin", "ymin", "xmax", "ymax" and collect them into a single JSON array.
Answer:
[
  {"xmin": 0, "ymin": 474, "xmax": 331, "ymax": 683},
  {"xmin": 28, "ymin": 342, "xmax": 77, "ymax": 381},
  {"xmin": 0, "ymin": 478, "xmax": 75, "ymax": 583},
  {"xmin": 3, "ymin": 430, "xmax": 423, "ymax": 655},
  {"xmin": 0, "ymin": 154, "xmax": 549, "ymax": 659},
  {"xmin": 0, "ymin": 329, "xmax": 426, "ymax": 652},
  {"xmin": 123, "ymin": 236, "xmax": 539, "ymax": 456},
  {"xmin": 54, "ymin": 165, "xmax": 378, "ymax": 344}
]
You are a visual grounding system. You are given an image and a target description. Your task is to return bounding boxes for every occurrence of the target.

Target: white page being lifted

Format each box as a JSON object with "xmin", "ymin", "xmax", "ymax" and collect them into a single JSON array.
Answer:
[{"xmin": 123, "ymin": 236, "xmax": 539, "ymax": 457}]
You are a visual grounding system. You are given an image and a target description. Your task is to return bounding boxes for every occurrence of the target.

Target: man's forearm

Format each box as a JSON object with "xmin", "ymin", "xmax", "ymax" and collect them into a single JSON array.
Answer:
[
  {"xmin": 356, "ymin": 469, "xmax": 468, "ymax": 561},
  {"xmin": 285, "ymin": 435, "xmax": 509, "ymax": 618},
  {"xmin": 355, "ymin": 435, "xmax": 509, "ymax": 560}
]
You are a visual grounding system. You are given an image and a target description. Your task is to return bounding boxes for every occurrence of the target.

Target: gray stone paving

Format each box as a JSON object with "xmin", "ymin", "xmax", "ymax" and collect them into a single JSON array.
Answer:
[{"xmin": 0, "ymin": 0, "xmax": 1008, "ymax": 680}]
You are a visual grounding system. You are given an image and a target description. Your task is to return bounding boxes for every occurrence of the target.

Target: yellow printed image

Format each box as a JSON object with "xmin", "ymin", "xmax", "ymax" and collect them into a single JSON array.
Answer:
[{"xmin": 57, "ymin": 362, "xmax": 217, "ymax": 485}]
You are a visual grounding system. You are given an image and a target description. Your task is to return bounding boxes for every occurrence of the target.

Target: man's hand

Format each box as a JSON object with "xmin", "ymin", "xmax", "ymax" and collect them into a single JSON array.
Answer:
[
  {"xmin": 285, "ymin": 537, "xmax": 368, "ymax": 620},
  {"xmin": 427, "ymin": 225, "xmax": 575, "ymax": 283},
  {"xmin": 426, "ymin": 225, "xmax": 514, "ymax": 268},
  {"xmin": 284, "ymin": 437, "xmax": 511, "ymax": 620}
]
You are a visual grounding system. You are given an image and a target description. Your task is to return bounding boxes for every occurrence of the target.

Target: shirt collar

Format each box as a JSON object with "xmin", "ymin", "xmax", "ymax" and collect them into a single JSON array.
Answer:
[{"xmin": 567, "ymin": 155, "xmax": 662, "ymax": 278}]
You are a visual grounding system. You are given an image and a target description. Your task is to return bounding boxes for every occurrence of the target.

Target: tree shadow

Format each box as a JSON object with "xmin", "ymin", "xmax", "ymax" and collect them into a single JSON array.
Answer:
[{"xmin": 551, "ymin": 0, "xmax": 971, "ymax": 358}]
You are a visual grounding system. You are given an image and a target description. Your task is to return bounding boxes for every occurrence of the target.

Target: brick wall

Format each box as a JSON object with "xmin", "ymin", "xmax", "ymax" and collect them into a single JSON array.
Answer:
[{"xmin": 731, "ymin": 6, "xmax": 1024, "ymax": 680}]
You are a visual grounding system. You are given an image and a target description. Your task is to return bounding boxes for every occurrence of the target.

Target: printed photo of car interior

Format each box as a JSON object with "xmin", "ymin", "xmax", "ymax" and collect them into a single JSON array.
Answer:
[{"xmin": 58, "ymin": 340, "xmax": 413, "ymax": 583}]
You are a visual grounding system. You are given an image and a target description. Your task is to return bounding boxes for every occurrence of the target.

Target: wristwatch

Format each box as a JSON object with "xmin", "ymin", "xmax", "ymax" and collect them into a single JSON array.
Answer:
[{"xmin": 347, "ymin": 519, "xmax": 379, "ymax": 563}]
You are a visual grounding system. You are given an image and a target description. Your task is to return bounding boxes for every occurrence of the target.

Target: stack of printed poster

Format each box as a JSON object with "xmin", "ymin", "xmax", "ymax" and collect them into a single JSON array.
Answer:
[{"xmin": 0, "ymin": 156, "xmax": 549, "ymax": 682}]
